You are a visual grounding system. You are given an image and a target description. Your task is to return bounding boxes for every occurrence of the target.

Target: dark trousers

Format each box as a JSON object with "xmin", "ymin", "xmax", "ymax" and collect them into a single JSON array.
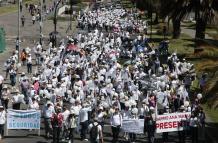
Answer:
[
  {"xmin": 0, "ymin": 124, "xmax": 4, "ymax": 137},
  {"xmin": 80, "ymin": 120, "xmax": 88, "ymax": 140},
  {"xmin": 0, "ymin": 84, "xmax": 2, "ymax": 94},
  {"xmin": 10, "ymin": 74, "xmax": 16, "ymax": 86},
  {"xmin": 147, "ymin": 126, "xmax": 155, "ymax": 143},
  {"xmin": 12, "ymin": 103, "xmax": 20, "ymax": 110},
  {"xmin": 191, "ymin": 127, "xmax": 198, "ymax": 143},
  {"xmin": 69, "ymin": 128, "xmax": 75, "ymax": 143},
  {"xmin": 111, "ymin": 125, "xmax": 120, "ymax": 143},
  {"xmin": 129, "ymin": 133, "xmax": 136, "ymax": 142},
  {"xmin": 27, "ymin": 63, "xmax": 32, "ymax": 73},
  {"xmin": 44, "ymin": 118, "xmax": 52, "ymax": 137},
  {"xmin": 162, "ymin": 132, "xmax": 168, "ymax": 142},
  {"xmin": 178, "ymin": 131, "xmax": 185, "ymax": 143},
  {"xmin": 1, "ymin": 99, "xmax": 9, "ymax": 109},
  {"xmin": 22, "ymin": 21, "xmax": 24, "ymax": 27},
  {"xmin": 53, "ymin": 126, "xmax": 61, "ymax": 143}
]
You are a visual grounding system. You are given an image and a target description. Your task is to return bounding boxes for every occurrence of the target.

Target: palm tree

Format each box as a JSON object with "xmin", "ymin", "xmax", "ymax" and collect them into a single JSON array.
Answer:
[
  {"xmin": 160, "ymin": 0, "xmax": 217, "ymax": 39},
  {"xmin": 195, "ymin": 0, "xmax": 216, "ymax": 39},
  {"xmin": 160, "ymin": 0, "xmax": 194, "ymax": 39}
]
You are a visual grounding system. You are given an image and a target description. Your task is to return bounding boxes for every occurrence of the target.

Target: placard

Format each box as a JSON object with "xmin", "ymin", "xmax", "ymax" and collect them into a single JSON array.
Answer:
[
  {"xmin": 156, "ymin": 112, "xmax": 191, "ymax": 133},
  {"xmin": 7, "ymin": 109, "xmax": 41, "ymax": 129},
  {"xmin": 121, "ymin": 119, "xmax": 144, "ymax": 134}
]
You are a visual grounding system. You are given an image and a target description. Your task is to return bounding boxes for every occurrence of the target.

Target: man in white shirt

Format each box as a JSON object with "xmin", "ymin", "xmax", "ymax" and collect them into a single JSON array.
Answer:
[
  {"xmin": 78, "ymin": 102, "xmax": 91, "ymax": 141},
  {"xmin": 62, "ymin": 106, "xmax": 70, "ymax": 140},
  {"xmin": 0, "ymin": 75, "xmax": 4, "ymax": 94},
  {"xmin": 26, "ymin": 54, "xmax": 32, "ymax": 74},
  {"xmin": 42, "ymin": 102, "xmax": 55, "ymax": 138},
  {"xmin": 0, "ymin": 106, "xmax": 6, "ymax": 139}
]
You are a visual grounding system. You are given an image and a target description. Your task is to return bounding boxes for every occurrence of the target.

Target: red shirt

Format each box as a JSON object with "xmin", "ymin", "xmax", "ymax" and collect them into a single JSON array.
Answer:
[{"xmin": 51, "ymin": 113, "xmax": 64, "ymax": 127}]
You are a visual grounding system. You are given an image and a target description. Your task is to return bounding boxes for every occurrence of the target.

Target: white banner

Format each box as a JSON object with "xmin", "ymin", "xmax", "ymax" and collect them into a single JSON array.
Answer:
[
  {"xmin": 156, "ymin": 112, "xmax": 191, "ymax": 133},
  {"xmin": 121, "ymin": 119, "xmax": 144, "ymax": 134},
  {"xmin": 7, "ymin": 109, "xmax": 41, "ymax": 129}
]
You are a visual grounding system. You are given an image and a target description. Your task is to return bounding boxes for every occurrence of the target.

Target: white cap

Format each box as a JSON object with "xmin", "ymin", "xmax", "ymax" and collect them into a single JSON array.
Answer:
[
  {"xmin": 70, "ymin": 110, "xmax": 75, "ymax": 114},
  {"xmin": 184, "ymin": 101, "xmax": 189, "ymax": 107},
  {"xmin": 124, "ymin": 101, "xmax": 130, "ymax": 107},
  {"xmin": 132, "ymin": 107, "xmax": 138, "ymax": 114},
  {"xmin": 150, "ymin": 107, "xmax": 155, "ymax": 110},
  {"xmin": 99, "ymin": 106, "xmax": 103, "ymax": 110},
  {"xmin": 197, "ymin": 93, "xmax": 202, "ymax": 99},
  {"xmin": 3, "ymin": 85, "xmax": 7, "ymax": 89}
]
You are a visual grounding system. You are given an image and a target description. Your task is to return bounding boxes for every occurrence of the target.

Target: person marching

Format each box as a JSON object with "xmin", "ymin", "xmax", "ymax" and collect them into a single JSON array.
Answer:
[
  {"xmin": 110, "ymin": 106, "xmax": 122, "ymax": 143},
  {"xmin": 88, "ymin": 117, "xmax": 104, "ymax": 143},
  {"xmin": 0, "ymin": 106, "xmax": 6, "ymax": 140},
  {"xmin": 67, "ymin": 110, "xmax": 77, "ymax": 143},
  {"xmin": 51, "ymin": 106, "xmax": 64, "ymax": 143}
]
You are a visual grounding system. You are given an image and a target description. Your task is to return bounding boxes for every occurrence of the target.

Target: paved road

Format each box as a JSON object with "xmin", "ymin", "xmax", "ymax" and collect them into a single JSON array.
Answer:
[
  {"xmin": 1, "ymin": 1, "xmax": 194, "ymax": 143},
  {"xmin": 0, "ymin": 0, "xmax": 76, "ymax": 76}
]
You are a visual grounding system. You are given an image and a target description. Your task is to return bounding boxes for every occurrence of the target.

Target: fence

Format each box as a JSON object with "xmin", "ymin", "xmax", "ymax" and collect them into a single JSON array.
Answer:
[{"xmin": 0, "ymin": 27, "xmax": 6, "ymax": 52}]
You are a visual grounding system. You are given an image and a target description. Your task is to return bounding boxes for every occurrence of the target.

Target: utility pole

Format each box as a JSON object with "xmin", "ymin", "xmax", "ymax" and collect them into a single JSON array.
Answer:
[
  {"xmin": 39, "ymin": 0, "xmax": 43, "ymax": 45},
  {"xmin": 17, "ymin": 0, "xmax": 21, "ymax": 62},
  {"xmin": 150, "ymin": 0, "xmax": 152, "ymax": 41},
  {"xmin": 53, "ymin": 0, "xmax": 62, "ymax": 47},
  {"xmin": 70, "ymin": 0, "xmax": 73, "ymax": 30}
]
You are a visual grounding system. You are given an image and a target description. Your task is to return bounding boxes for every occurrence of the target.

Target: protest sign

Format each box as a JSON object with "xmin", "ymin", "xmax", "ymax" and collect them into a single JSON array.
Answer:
[
  {"xmin": 156, "ymin": 112, "xmax": 191, "ymax": 133},
  {"xmin": 121, "ymin": 119, "xmax": 144, "ymax": 134},
  {"xmin": 7, "ymin": 109, "xmax": 41, "ymax": 129}
]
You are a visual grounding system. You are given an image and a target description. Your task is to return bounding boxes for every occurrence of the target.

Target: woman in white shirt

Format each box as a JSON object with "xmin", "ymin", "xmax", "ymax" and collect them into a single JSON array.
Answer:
[
  {"xmin": 97, "ymin": 106, "xmax": 106, "ymax": 130},
  {"xmin": 26, "ymin": 54, "xmax": 32, "ymax": 74},
  {"xmin": 67, "ymin": 111, "xmax": 77, "ymax": 143},
  {"xmin": 0, "ymin": 106, "xmax": 6, "ymax": 139},
  {"xmin": 1, "ymin": 85, "xmax": 10, "ymax": 109},
  {"xmin": 110, "ymin": 107, "xmax": 122, "ymax": 143}
]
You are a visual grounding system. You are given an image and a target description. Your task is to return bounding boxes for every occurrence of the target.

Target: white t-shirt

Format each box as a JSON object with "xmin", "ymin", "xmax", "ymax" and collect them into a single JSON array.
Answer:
[
  {"xmin": 0, "ymin": 110, "xmax": 6, "ymax": 124},
  {"xmin": 0, "ymin": 75, "xmax": 4, "ymax": 84}
]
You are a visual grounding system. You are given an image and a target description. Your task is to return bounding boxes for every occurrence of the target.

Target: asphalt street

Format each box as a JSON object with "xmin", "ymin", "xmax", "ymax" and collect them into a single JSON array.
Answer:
[{"xmin": 1, "ymin": 1, "xmax": 193, "ymax": 143}]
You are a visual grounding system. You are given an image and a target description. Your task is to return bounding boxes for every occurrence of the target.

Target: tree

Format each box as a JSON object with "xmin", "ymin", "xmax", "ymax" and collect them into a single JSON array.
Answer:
[
  {"xmin": 160, "ymin": 0, "xmax": 217, "ymax": 39},
  {"xmin": 194, "ymin": 0, "xmax": 216, "ymax": 39}
]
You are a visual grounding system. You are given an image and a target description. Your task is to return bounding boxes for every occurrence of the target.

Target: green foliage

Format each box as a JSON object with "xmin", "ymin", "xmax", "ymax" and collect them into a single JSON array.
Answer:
[{"xmin": 0, "ymin": 27, "xmax": 6, "ymax": 52}]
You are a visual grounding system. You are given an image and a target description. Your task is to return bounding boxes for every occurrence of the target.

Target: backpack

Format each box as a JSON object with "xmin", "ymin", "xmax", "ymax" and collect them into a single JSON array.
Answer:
[{"xmin": 90, "ymin": 123, "xmax": 99, "ymax": 140}]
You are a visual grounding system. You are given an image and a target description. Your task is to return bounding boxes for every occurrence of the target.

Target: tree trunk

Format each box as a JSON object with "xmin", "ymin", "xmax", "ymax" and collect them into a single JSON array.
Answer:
[
  {"xmin": 195, "ymin": 18, "xmax": 206, "ymax": 39},
  {"xmin": 172, "ymin": 18, "xmax": 181, "ymax": 39}
]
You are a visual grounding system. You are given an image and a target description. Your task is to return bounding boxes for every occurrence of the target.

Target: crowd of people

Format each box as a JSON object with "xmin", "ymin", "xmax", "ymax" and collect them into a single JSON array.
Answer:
[{"xmin": 0, "ymin": 2, "xmax": 207, "ymax": 143}]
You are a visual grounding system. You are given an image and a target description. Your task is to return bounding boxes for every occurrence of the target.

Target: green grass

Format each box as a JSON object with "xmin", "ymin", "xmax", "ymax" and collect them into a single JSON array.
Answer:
[
  {"xmin": 151, "ymin": 33, "xmax": 195, "ymax": 56},
  {"xmin": 24, "ymin": 0, "xmax": 42, "ymax": 4},
  {"xmin": 76, "ymin": 2, "xmax": 87, "ymax": 9},
  {"xmin": 120, "ymin": 0, "xmax": 134, "ymax": 8},
  {"xmin": 0, "ymin": 0, "xmax": 39, "ymax": 15},
  {"xmin": 202, "ymin": 104, "xmax": 218, "ymax": 123},
  {"xmin": 0, "ymin": 5, "xmax": 17, "ymax": 15}
]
